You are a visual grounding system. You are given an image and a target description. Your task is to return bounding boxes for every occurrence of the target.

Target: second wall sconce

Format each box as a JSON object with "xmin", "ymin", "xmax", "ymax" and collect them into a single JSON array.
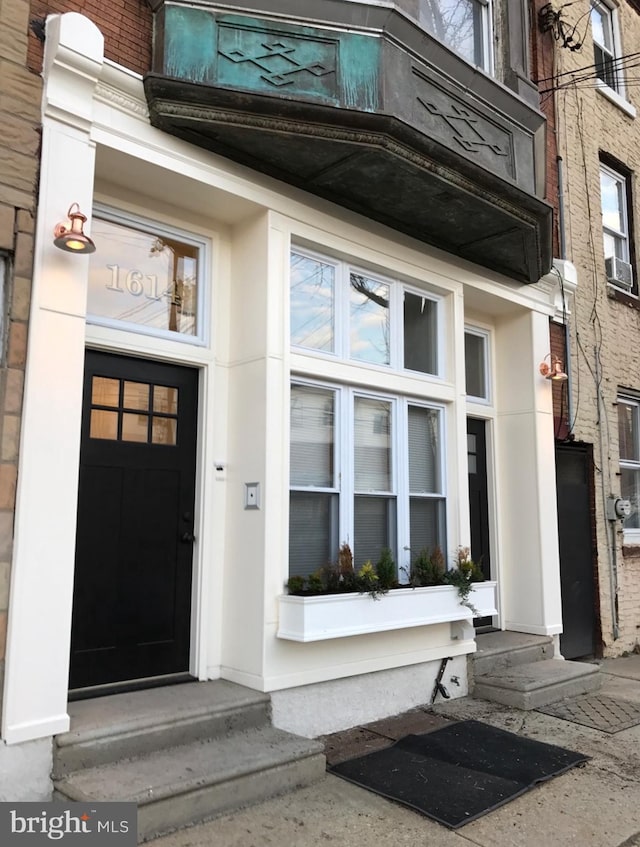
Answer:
[
  {"xmin": 53, "ymin": 203, "xmax": 96, "ymax": 254},
  {"xmin": 539, "ymin": 354, "xmax": 568, "ymax": 381}
]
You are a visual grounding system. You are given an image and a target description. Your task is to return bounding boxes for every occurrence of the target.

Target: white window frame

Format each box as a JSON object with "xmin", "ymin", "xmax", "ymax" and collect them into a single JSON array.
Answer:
[
  {"xmin": 591, "ymin": 0, "xmax": 634, "ymax": 113},
  {"xmin": 290, "ymin": 245, "xmax": 443, "ymax": 379},
  {"xmin": 289, "ymin": 377, "xmax": 447, "ymax": 579},
  {"xmin": 464, "ymin": 325, "xmax": 491, "ymax": 404},
  {"xmin": 619, "ymin": 395, "xmax": 640, "ymax": 543},
  {"xmin": 87, "ymin": 204, "xmax": 211, "ymax": 346},
  {"xmin": 600, "ymin": 163, "xmax": 631, "ymax": 270}
]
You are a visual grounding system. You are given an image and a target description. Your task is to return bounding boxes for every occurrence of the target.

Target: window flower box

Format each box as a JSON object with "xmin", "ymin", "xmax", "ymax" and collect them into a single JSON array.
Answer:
[{"xmin": 277, "ymin": 581, "xmax": 497, "ymax": 642}]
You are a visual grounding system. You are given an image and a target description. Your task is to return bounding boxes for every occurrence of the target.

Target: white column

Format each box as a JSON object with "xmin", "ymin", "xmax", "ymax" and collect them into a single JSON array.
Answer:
[
  {"xmin": 494, "ymin": 308, "xmax": 563, "ymax": 636},
  {"xmin": 2, "ymin": 13, "xmax": 103, "ymax": 743}
]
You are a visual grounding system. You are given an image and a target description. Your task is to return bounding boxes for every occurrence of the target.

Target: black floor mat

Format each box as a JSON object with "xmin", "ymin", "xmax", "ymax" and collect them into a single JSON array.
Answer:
[{"xmin": 328, "ymin": 719, "xmax": 589, "ymax": 828}]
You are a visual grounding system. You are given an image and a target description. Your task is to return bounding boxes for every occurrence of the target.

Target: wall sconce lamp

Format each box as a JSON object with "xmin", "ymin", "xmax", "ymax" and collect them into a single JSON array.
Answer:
[
  {"xmin": 53, "ymin": 203, "xmax": 96, "ymax": 254},
  {"xmin": 539, "ymin": 354, "xmax": 568, "ymax": 381}
]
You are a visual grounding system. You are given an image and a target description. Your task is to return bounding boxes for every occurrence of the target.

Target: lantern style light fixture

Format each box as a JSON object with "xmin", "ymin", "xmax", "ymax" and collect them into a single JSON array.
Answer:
[
  {"xmin": 53, "ymin": 203, "xmax": 96, "ymax": 254},
  {"xmin": 539, "ymin": 353, "xmax": 568, "ymax": 381}
]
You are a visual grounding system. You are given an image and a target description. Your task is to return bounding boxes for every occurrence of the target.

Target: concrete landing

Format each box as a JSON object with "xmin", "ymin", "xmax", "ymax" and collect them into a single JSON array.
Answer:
[
  {"xmin": 473, "ymin": 631, "xmax": 554, "ymax": 677},
  {"xmin": 474, "ymin": 659, "xmax": 602, "ymax": 710}
]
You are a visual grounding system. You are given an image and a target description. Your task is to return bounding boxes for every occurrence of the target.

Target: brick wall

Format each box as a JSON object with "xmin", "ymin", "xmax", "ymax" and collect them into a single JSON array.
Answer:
[
  {"xmin": 28, "ymin": 0, "xmax": 152, "ymax": 75},
  {"xmin": 553, "ymin": 1, "xmax": 640, "ymax": 653},
  {"xmin": 0, "ymin": 0, "xmax": 42, "ymax": 697}
]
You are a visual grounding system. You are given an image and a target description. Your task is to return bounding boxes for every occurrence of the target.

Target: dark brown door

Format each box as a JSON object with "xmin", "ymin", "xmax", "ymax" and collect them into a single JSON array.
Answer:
[
  {"xmin": 69, "ymin": 351, "xmax": 198, "ymax": 691},
  {"xmin": 556, "ymin": 443, "xmax": 598, "ymax": 659},
  {"xmin": 467, "ymin": 418, "xmax": 492, "ymax": 627}
]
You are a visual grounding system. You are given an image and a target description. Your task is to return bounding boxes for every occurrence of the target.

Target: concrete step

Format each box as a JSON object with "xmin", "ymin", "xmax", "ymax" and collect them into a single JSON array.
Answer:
[
  {"xmin": 473, "ymin": 631, "xmax": 554, "ymax": 677},
  {"xmin": 54, "ymin": 681, "xmax": 270, "ymax": 777},
  {"xmin": 473, "ymin": 659, "xmax": 602, "ymax": 710},
  {"xmin": 54, "ymin": 725, "xmax": 326, "ymax": 842}
]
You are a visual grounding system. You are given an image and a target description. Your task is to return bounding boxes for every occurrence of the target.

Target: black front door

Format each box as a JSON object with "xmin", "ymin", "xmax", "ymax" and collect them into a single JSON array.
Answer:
[
  {"xmin": 467, "ymin": 418, "xmax": 492, "ymax": 626},
  {"xmin": 70, "ymin": 351, "xmax": 198, "ymax": 691},
  {"xmin": 556, "ymin": 443, "xmax": 598, "ymax": 659}
]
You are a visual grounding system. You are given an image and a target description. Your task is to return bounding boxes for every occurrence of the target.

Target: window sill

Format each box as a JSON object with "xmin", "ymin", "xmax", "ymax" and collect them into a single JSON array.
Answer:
[
  {"xmin": 597, "ymin": 83, "xmax": 636, "ymax": 119},
  {"xmin": 607, "ymin": 284, "xmax": 640, "ymax": 308},
  {"xmin": 277, "ymin": 582, "xmax": 497, "ymax": 642}
]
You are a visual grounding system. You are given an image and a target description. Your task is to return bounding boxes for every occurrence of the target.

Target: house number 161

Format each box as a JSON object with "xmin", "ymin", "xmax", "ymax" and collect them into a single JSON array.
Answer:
[{"xmin": 106, "ymin": 264, "xmax": 172, "ymax": 300}]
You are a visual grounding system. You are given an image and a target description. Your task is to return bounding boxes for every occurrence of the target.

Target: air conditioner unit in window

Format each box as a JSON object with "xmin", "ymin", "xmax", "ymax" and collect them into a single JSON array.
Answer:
[{"xmin": 605, "ymin": 256, "xmax": 633, "ymax": 290}]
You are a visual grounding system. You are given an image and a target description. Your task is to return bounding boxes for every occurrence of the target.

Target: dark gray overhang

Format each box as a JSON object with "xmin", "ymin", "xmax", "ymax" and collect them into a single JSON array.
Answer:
[{"xmin": 144, "ymin": 2, "xmax": 553, "ymax": 283}]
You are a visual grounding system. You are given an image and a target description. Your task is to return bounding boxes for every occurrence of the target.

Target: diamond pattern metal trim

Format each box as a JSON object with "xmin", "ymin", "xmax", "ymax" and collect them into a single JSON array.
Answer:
[{"xmin": 537, "ymin": 694, "xmax": 640, "ymax": 733}]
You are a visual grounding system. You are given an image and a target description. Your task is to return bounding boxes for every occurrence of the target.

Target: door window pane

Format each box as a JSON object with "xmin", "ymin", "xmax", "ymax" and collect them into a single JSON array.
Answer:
[
  {"xmin": 92, "ymin": 377, "xmax": 120, "ymax": 407},
  {"xmin": 290, "ymin": 252, "xmax": 335, "ymax": 352},
  {"xmin": 90, "ymin": 409, "xmax": 118, "ymax": 440},
  {"xmin": 290, "ymin": 385, "xmax": 335, "ymax": 487},
  {"xmin": 154, "ymin": 386, "xmax": 178, "ymax": 414},
  {"xmin": 122, "ymin": 413, "xmax": 149, "ymax": 443},
  {"xmin": 350, "ymin": 273, "xmax": 390, "ymax": 364},
  {"xmin": 404, "ymin": 292, "xmax": 437, "ymax": 374},
  {"xmin": 354, "ymin": 397, "xmax": 392, "ymax": 491},
  {"xmin": 88, "ymin": 218, "xmax": 200, "ymax": 337},
  {"xmin": 152, "ymin": 417, "xmax": 177, "ymax": 445},
  {"xmin": 123, "ymin": 381, "xmax": 150, "ymax": 411}
]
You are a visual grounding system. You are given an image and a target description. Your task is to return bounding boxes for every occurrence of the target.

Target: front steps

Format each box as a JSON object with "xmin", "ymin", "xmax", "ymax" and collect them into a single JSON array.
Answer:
[
  {"xmin": 53, "ymin": 680, "xmax": 325, "ymax": 842},
  {"xmin": 472, "ymin": 632, "xmax": 601, "ymax": 710}
]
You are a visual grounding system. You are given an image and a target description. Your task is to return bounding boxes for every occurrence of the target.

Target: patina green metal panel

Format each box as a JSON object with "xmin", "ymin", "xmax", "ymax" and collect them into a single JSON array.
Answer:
[
  {"xmin": 163, "ymin": 5, "xmax": 217, "ymax": 84},
  {"xmin": 157, "ymin": 8, "xmax": 380, "ymax": 111}
]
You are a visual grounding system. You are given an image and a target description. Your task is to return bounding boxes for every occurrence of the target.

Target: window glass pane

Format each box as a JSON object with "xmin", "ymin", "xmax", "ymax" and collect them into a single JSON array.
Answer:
[
  {"xmin": 152, "ymin": 417, "xmax": 177, "ymax": 445},
  {"xmin": 90, "ymin": 409, "xmax": 118, "ymax": 440},
  {"xmin": 421, "ymin": 0, "xmax": 483, "ymax": 66},
  {"xmin": 350, "ymin": 273, "xmax": 390, "ymax": 364},
  {"xmin": 153, "ymin": 386, "xmax": 178, "ymax": 414},
  {"xmin": 88, "ymin": 218, "xmax": 199, "ymax": 337},
  {"xmin": 122, "ymin": 412, "xmax": 149, "ymax": 443},
  {"xmin": 408, "ymin": 406, "xmax": 440, "ymax": 493},
  {"xmin": 354, "ymin": 496, "xmax": 395, "ymax": 567},
  {"xmin": 92, "ymin": 377, "xmax": 120, "ymax": 407},
  {"xmin": 404, "ymin": 292, "xmax": 437, "ymax": 374},
  {"xmin": 290, "ymin": 252, "xmax": 335, "ymax": 352},
  {"xmin": 621, "ymin": 468, "xmax": 640, "ymax": 529},
  {"xmin": 289, "ymin": 492, "xmax": 337, "ymax": 577},
  {"xmin": 465, "ymin": 332, "xmax": 487, "ymax": 398},
  {"xmin": 355, "ymin": 397, "xmax": 392, "ymax": 491},
  {"xmin": 410, "ymin": 498, "xmax": 445, "ymax": 559},
  {"xmin": 601, "ymin": 170, "xmax": 624, "ymax": 234},
  {"xmin": 290, "ymin": 385, "xmax": 334, "ymax": 487},
  {"xmin": 618, "ymin": 402, "xmax": 638, "ymax": 461},
  {"xmin": 123, "ymin": 381, "xmax": 150, "ymax": 411}
]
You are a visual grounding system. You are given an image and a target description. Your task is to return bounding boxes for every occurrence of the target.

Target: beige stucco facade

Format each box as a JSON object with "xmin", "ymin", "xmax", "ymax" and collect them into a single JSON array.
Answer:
[{"xmin": 553, "ymin": 1, "xmax": 640, "ymax": 654}]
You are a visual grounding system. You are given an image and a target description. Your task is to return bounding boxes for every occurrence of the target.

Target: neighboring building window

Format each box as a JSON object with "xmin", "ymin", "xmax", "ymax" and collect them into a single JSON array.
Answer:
[
  {"xmin": 290, "ymin": 248, "xmax": 440, "ymax": 376},
  {"xmin": 618, "ymin": 397, "xmax": 640, "ymax": 529},
  {"xmin": 289, "ymin": 382, "xmax": 445, "ymax": 577},
  {"xmin": 465, "ymin": 328, "xmax": 490, "ymax": 402},
  {"xmin": 419, "ymin": 0, "xmax": 492, "ymax": 70},
  {"xmin": 87, "ymin": 207, "xmax": 208, "ymax": 343},
  {"xmin": 600, "ymin": 161, "xmax": 634, "ymax": 290},
  {"xmin": 591, "ymin": 1, "xmax": 621, "ymax": 92}
]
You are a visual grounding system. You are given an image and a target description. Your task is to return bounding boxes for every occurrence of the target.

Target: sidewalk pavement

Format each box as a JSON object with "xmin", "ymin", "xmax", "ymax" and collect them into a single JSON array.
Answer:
[{"xmin": 147, "ymin": 656, "xmax": 640, "ymax": 847}]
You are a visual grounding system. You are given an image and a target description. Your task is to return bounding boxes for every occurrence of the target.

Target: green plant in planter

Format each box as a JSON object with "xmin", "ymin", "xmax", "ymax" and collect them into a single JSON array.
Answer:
[
  {"xmin": 285, "ymin": 543, "xmax": 391, "ymax": 599},
  {"xmin": 409, "ymin": 546, "xmax": 446, "ymax": 587},
  {"xmin": 376, "ymin": 547, "xmax": 398, "ymax": 591},
  {"xmin": 443, "ymin": 547, "xmax": 484, "ymax": 614}
]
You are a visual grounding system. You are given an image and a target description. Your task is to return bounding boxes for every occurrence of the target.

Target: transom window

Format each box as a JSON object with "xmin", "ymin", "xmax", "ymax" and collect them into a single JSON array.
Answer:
[
  {"xmin": 290, "ymin": 248, "xmax": 440, "ymax": 376},
  {"xmin": 419, "ymin": 0, "xmax": 492, "ymax": 70},
  {"xmin": 87, "ymin": 208, "xmax": 208, "ymax": 343},
  {"xmin": 591, "ymin": 1, "xmax": 621, "ymax": 92},
  {"xmin": 618, "ymin": 397, "xmax": 640, "ymax": 529},
  {"xmin": 465, "ymin": 327, "xmax": 490, "ymax": 402},
  {"xmin": 289, "ymin": 381, "xmax": 446, "ymax": 578}
]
